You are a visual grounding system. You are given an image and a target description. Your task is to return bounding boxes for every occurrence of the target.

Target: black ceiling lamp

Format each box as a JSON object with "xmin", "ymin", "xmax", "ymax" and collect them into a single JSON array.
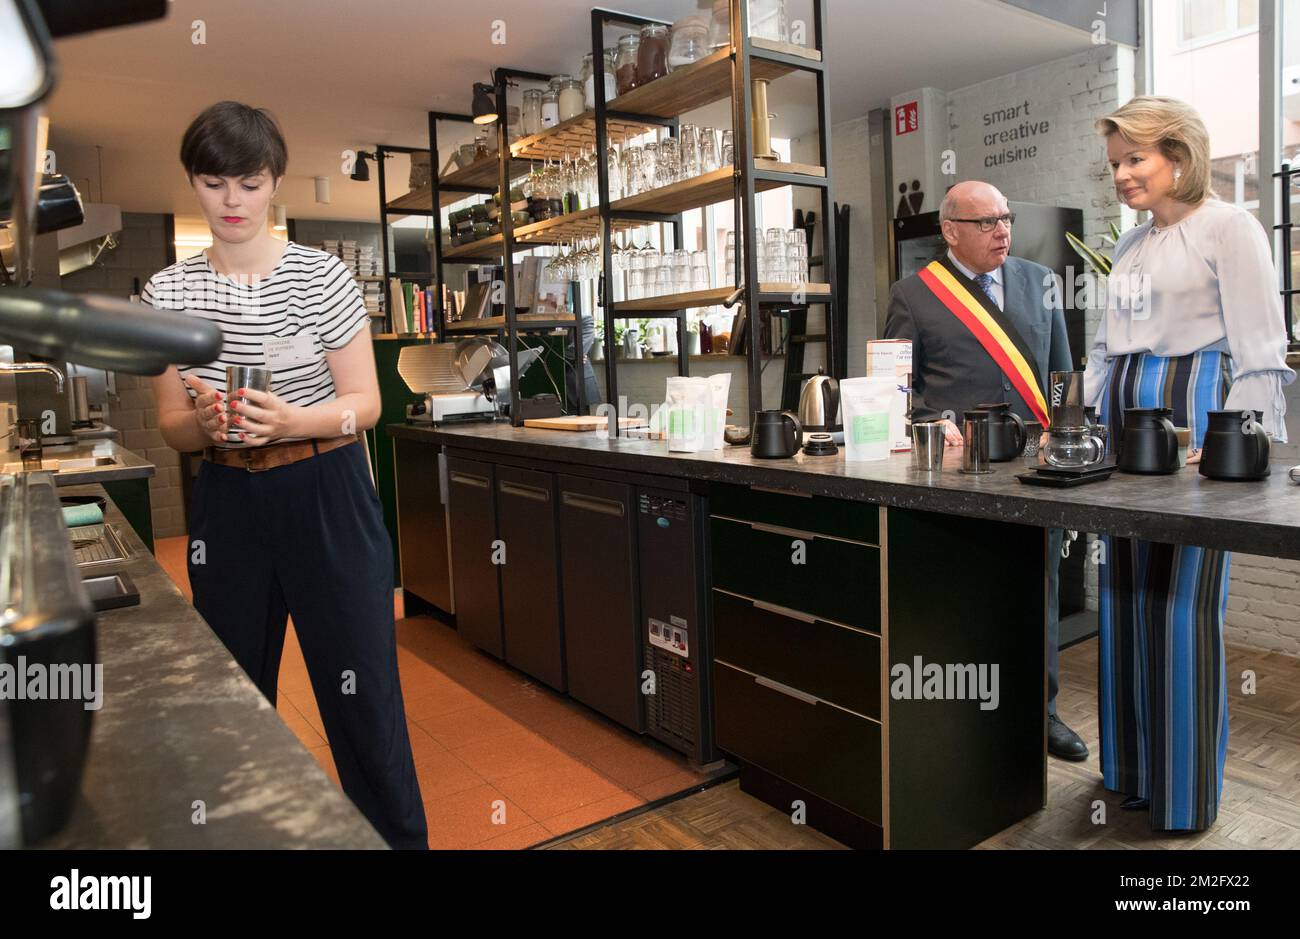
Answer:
[
  {"xmin": 350, "ymin": 151, "xmax": 374, "ymax": 182},
  {"xmin": 472, "ymin": 82, "xmax": 498, "ymax": 125}
]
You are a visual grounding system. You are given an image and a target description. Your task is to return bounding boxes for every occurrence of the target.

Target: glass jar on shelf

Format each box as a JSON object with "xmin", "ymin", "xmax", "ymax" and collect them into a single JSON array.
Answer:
[
  {"xmin": 669, "ymin": 17, "xmax": 710, "ymax": 71},
  {"xmin": 541, "ymin": 88, "xmax": 560, "ymax": 129},
  {"xmin": 708, "ymin": 0, "xmax": 731, "ymax": 51},
  {"xmin": 614, "ymin": 34, "xmax": 640, "ymax": 95},
  {"xmin": 749, "ymin": 0, "xmax": 789, "ymax": 43},
  {"xmin": 636, "ymin": 24, "xmax": 670, "ymax": 87},
  {"xmin": 521, "ymin": 89, "xmax": 543, "ymax": 136},
  {"xmin": 558, "ymin": 77, "xmax": 585, "ymax": 121},
  {"xmin": 582, "ymin": 51, "xmax": 618, "ymax": 109}
]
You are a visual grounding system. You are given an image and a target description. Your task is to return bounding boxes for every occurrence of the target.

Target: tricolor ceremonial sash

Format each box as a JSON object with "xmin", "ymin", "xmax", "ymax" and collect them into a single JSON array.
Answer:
[{"xmin": 916, "ymin": 259, "xmax": 1051, "ymax": 427}]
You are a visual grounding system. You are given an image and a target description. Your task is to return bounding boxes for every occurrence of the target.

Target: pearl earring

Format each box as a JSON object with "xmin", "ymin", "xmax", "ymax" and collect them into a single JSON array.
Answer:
[{"xmin": 1173, "ymin": 167, "xmax": 1182, "ymax": 181}]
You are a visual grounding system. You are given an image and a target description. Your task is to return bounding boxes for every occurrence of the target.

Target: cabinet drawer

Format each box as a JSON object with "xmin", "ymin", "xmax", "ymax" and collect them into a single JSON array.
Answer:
[
  {"xmin": 710, "ymin": 483, "xmax": 879, "ymax": 544},
  {"xmin": 712, "ymin": 589, "xmax": 879, "ymax": 719},
  {"xmin": 710, "ymin": 516, "xmax": 880, "ymax": 629},
  {"xmin": 714, "ymin": 660, "xmax": 881, "ymax": 823}
]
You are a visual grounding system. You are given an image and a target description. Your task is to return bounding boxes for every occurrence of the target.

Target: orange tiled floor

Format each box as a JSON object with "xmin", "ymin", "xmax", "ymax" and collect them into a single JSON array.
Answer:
[{"xmin": 154, "ymin": 535, "xmax": 717, "ymax": 848}]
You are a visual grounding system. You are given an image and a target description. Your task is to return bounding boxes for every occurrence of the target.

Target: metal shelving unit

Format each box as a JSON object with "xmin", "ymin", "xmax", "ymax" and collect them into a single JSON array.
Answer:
[
  {"xmin": 427, "ymin": 90, "xmax": 598, "ymax": 422},
  {"xmin": 413, "ymin": 1, "xmax": 840, "ymax": 427},
  {"xmin": 1273, "ymin": 162, "xmax": 1300, "ymax": 351},
  {"xmin": 375, "ymin": 143, "xmax": 437, "ymax": 336},
  {"xmin": 590, "ymin": 0, "xmax": 840, "ymax": 436}
]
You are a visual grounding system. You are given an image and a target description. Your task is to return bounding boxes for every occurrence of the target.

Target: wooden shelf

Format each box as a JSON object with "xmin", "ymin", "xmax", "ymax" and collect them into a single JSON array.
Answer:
[
  {"xmin": 749, "ymin": 37, "xmax": 823, "ymax": 62},
  {"xmin": 443, "ymin": 233, "xmax": 504, "ymax": 261},
  {"xmin": 609, "ymin": 161, "xmax": 823, "ymax": 216},
  {"xmin": 388, "ymin": 156, "xmax": 530, "ymax": 213},
  {"xmin": 606, "ymin": 48, "xmax": 799, "ymax": 120},
  {"xmin": 441, "ymin": 155, "xmax": 502, "ymax": 191},
  {"xmin": 444, "ymin": 314, "xmax": 577, "ymax": 332},
  {"xmin": 511, "ymin": 110, "xmax": 655, "ymax": 162},
  {"xmin": 513, "ymin": 208, "xmax": 645, "ymax": 244},
  {"xmin": 614, "ymin": 281, "xmax": 830, "ymax": 312},
  {"xmin": 443, "ymin": 209, "xmax": 648, "ymax": 259}
]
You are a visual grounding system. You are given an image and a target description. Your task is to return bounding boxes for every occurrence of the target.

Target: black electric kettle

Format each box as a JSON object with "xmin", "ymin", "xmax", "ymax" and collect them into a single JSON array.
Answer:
[{"xmin": 751, "ymin": 410, "xmax": 802, "ymax": 458}]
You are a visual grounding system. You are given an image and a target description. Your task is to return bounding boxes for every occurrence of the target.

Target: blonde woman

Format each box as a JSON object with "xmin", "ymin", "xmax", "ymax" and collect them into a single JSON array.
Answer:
[{"xmin": 1084, "ymin": 96, "xmax": 1294, "ymax": 830}]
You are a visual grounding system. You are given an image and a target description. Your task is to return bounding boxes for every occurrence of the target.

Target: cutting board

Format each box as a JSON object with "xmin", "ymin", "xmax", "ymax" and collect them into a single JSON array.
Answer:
[{"xmin": 523, "ymin": 416, "xmax": 648, "ymax": 432}]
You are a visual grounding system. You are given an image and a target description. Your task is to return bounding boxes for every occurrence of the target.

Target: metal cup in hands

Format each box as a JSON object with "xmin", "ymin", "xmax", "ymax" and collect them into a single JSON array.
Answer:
[
  {"xmin": 911, "ymin": 421, "xmax": 946, "ymax": 471},
  {"xmin": 960, "ymin": 409, "xmax": 993, "ymax": 474},
  {"xmin": 225, "ymin": 366, "xmax": 272, "ymax": 445}
]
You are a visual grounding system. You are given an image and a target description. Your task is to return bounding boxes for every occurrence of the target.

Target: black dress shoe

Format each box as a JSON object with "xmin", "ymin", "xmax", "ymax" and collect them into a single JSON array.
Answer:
[
  {"xmin": 1047, "ymin": 713, "xmax": 1089, "ymax": 761},
  {"xmin": 1121, "ymin": 796, "xmax": 1150, "ymax": 811}
]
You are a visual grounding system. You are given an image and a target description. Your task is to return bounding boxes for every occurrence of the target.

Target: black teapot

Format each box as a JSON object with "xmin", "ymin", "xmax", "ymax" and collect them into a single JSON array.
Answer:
[
  {"xmin": 1199, "ymin": 409, "xmax": 1270, "ymax": 481},
  {"xmin": 1118, "ymin": 407, "xmax": 1179, "ymax": 475}
]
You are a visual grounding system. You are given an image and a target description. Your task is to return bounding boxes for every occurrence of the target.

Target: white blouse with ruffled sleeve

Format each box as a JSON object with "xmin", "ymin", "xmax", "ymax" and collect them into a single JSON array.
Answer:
[{"xmin": 1082, "ymin": 199, "xmax": 1295, "ymax": 441}]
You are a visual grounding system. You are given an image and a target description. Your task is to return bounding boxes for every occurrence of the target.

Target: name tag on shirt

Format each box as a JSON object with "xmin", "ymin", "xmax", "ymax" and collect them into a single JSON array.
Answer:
[{"xmin": 262, "ymin": 332, "xmax": 317, "ymax": 369}]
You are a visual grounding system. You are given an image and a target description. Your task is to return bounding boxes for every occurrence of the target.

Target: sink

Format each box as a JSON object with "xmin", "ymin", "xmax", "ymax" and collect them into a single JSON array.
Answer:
[{"xmin": 2, "ymin": 454, "xmax": 120, "ymax": 474}]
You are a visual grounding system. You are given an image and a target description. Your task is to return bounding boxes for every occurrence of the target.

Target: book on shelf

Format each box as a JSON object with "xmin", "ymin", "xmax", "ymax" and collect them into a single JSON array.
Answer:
[{"xmin": 384, "ymin": 277, "xmax": 446, "ymax": 333}]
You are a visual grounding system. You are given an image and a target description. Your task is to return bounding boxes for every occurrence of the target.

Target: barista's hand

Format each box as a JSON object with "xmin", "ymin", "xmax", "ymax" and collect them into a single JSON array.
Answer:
[
  {"xmin": 226, "ymin": 386, "xmax": 296, "ymax": 446},
  {"xmin": 940, "ymin": 419, "xmax": 964, "ymax": 446},
  {"xmin": 186, "ymin": 375, "xmax": 230, "ymax": 444},
  {"xmin": 1186, "ymin": 447, "xmax": 1202, "ymax": 465}
]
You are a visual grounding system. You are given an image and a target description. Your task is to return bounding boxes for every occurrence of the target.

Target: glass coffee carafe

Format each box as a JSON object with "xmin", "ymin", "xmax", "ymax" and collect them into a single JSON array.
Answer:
[{"xmin": 1043, "ymin": 370, "xmax": 1105, "ymax": 469}]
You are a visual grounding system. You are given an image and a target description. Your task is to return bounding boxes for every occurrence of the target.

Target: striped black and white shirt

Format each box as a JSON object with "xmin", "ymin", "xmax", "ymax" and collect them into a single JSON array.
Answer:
[{"xmin": 141, "ymin": 241, "xmax": 370, "ymax": 445}]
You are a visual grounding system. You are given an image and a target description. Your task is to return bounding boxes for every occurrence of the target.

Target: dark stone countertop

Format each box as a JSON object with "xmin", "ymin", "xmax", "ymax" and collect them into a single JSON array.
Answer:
[
  {"xmin": 37, "ymin": 483, "xmax": 386, "ymax": 849},
  {"xmin": 389, "ymin": 421, "xmax": 1300, "ymax": 560}
]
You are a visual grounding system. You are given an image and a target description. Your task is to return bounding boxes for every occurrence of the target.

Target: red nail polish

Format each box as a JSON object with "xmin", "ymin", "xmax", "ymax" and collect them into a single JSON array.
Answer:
[
  {"xmin": 238, "ymin": 387, "xmax": 246, "ymax": 395},
  {"xmin": 234, "ymin": 415, "xmax": 242, "ymax": 424}
]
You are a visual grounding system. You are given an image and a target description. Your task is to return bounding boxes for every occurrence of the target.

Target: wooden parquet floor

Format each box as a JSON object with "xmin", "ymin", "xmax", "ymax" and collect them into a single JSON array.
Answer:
[{"xmin": 550, "ymin": 640, "xmax": 1300, "ymax": 850}]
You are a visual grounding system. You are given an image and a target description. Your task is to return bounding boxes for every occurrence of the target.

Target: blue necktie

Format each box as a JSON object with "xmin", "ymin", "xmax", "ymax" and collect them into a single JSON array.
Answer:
[{"xmin": 974, "ymin": 272, "xmax": 996, "ymax": 303}]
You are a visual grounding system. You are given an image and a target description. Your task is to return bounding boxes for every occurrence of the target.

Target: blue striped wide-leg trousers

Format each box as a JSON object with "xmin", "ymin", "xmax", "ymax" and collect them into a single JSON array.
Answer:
[{"xmin": 1097, "ymin": 350, "xmax": 1231, "ymax": 831}]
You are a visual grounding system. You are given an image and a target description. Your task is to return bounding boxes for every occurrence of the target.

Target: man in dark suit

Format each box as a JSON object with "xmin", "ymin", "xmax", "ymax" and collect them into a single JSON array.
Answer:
[{"xmin": 884, "ymin": 180, "xmax": 1087, "ymax": 762}]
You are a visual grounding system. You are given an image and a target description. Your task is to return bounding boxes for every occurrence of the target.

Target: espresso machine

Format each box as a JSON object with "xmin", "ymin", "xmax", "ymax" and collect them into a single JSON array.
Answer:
[{"xmin": 1, "ymin": 0, "xmax": 220, "ymax": 845}]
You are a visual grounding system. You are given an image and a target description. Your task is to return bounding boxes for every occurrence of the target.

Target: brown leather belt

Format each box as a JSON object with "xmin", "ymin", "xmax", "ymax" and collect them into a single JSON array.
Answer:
[{"xmin": 203, "ymin": 433, "xmax": 362, "ymax": 472}]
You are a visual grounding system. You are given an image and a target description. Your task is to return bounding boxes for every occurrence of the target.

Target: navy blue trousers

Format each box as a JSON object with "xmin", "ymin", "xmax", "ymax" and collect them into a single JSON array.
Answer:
[{"xmin": 187, "ymin": 439, "xmax": 427, "ymax": 849}]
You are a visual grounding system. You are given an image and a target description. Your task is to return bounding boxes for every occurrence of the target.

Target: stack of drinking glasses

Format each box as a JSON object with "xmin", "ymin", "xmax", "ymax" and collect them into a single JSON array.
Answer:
[
  {"xmin": 622, "ymin": 245, "xmax": 712, "ymax": 299},
  {"xmin": 723, "ymin": 227, "xmax": 810, "ymax": 285},
  {"xmin": 615, "ymin": 126, "xmax": 728, "ymax": 198}
]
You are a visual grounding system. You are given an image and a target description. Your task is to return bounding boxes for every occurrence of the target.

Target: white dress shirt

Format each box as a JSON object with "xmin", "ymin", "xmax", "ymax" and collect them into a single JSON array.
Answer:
[
  {"xmin": 1082, "ymin": 199, "xmax": 1294, "ymax": 441},
  {"xmin": 947, "ymin": 250, "xmax": 1004, "ymax": 311}
]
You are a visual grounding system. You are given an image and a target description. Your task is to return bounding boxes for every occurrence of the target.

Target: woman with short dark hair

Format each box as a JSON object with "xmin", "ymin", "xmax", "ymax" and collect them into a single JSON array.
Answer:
[
  {"xmin": 1085, "ymin": 95, "xmax": 1294, "ymax": 831},
  {"xmin": 145, "ymin": 100, "xmax": 426, "ymax": 849}
]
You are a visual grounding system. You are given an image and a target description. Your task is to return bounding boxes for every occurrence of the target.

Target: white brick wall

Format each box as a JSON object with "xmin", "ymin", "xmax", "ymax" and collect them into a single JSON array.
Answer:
[{"xmin": 946, "ymin": 43, "xmax": 1137, "ymax": 345}]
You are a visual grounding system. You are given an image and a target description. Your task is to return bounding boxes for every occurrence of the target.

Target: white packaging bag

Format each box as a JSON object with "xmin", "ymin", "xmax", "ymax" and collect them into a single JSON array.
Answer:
[
  {"xmin": 708, "ymin": 372, "xmax": 731, "ymax": 449},
  {"xmin": 663, "ymin": 373, "xmax": 731, "ymax": 452},
  {"xmin": 840, "ymin": 376, "xmax": 897, "ymax": 461}
]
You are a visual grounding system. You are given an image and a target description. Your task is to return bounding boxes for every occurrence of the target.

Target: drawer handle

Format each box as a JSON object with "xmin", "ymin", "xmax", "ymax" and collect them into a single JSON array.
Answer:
[
  {"xmin": 754, "ymin": 675, "xmax": 821, "ymax": 706},
  {"xmin": 561, "ymin": 492, "xmax": 624, "ymax": 516},
  {"xmin": 500, "ymin": 480, "xmax": 550, "ymax": 502},
  {"xmin": 450, "ymin": 471, "xmax": 488, "ymax": 488},
  {"xmin": 752, "ymin": 599, "xmax": 819, "ymax": 624},
  {"xmin": 750, "ymin": 485, "xmax": 813, "ymax": 498},
  {"xmin": 437, "ymin": 450, "xmax": 450, "ymax": 505},
  {"xmin": 749, "ymin": 520, "xmax": 816, "ymax": 540}
]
